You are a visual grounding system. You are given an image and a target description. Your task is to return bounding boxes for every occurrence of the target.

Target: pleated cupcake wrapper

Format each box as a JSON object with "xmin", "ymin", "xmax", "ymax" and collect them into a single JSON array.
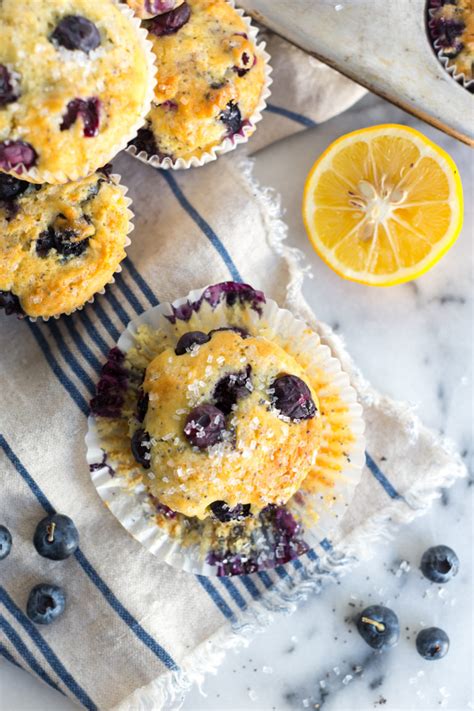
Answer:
[
  {"xmin": 126, "ymin": 0, "xmax": 273, "ymax": 170},
  {"xmin": 22, "ymin": 173, "xmax": 134, "ymax": 322},
  {"xmin": 3, "ymin": 2, "xmax": 157, "ymax": 185},
  {"xmin": 427, "ymin": 0, "xmax": 474, "ymax": 92},
  {"xmin": 85, "ymin": 285, "xmax": 366, "ymax": 577}
]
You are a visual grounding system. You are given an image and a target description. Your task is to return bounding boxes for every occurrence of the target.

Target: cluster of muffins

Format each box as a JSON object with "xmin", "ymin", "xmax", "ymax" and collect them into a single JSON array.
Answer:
[
  {"xmin": 428, "ymin": 0, "xmax": 474, "ymax": 90},
  {"xmin": 88, "ymin": 282, "xmax": 365, "ymax": 576},
  {"xmin": 0, "ymin": 0, "xmax": 269, "ymax": 319}
]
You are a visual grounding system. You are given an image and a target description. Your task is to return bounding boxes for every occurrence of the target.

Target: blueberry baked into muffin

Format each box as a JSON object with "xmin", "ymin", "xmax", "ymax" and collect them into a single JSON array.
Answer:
[
  {"xmin": 88, "ymin": 283, "xmax": 365, "ymax": 575},
  {"xmin": 126, "ymin": 0, "xmax": 185, "ymax": 19},
  {"xmin": 129, "ymin": 0, "xmax": 268, "ymax": 163},
  {"xmin": 0, "ymin": 168, "xmax": 130, "ymax": 319},
  {"xmin": 0, "ymin": 0, "xmax": 154, "ymax": 182},
  {"xmin": 430, "ymin": 0, "xmax": 474, "ymax": 84}
]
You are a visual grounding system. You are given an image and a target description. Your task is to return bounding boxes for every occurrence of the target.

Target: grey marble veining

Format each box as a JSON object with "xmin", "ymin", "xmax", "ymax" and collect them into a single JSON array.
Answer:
[{"xmin": 0, "ymin": 94, "xmax": 472, "ymax": 711}]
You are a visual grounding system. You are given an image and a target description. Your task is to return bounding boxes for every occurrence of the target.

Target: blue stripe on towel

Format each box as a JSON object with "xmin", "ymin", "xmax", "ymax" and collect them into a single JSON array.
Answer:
[
  {"xmin": 319, "ymin": 538, "xmax": 332, "ymax": 552},
  {"xmin": 240, "ymin": 577, "xmax": 262, "ymax": 600},
  {"xmin": 62, "ymin": 318, "xmax": 102, "ymax": 374},
  {"xmin": 75, "ymin": 309, "xmax": 109, "ymax": 356},
  {"xmin": 103, "ymin": 288, "xmax": 130, "ymax": 328},
  {"xmin": 27, "ymin": 323, "xmax": 89, "ymax": 416},
  {"xmin": 123, "ymin": 258, "xmax": 160, "ymax": 307},
  {"xmin": 0, "ymin": 614, "xmax": 63, "ymax": 696},
  {"xmin": 196, "ymin": 577, "xmax": 237, "ymax": 623},
  {"xmin": 89, "ymin": 300, "xmax": 121, "ymax": 341},
  {"xmin": 266, "ymin": 103, "xmax": 317, "ymax": 128},
  {"xmin": 257, "ymin": 571, "xmax": 274, "ymax": 590},
  {"xmin": 218, "ymin": 578, "xmax": 247, "ymax": 610},
  {"xmin": 365, "ymin": 452, "xmax": 403, "ymax": 500},
  {"xmin": 0, "ymin": 437, "xmax": 179, "ymax": 673},
  {"xmin": 46, "ymin": 321, "xmax": 96, "ymax": 396},
  {"xmin": 161, "ymin": 171, "xmax": 243, "ymax": 283},
  {"xmin": 114, "ymin": 271, "xmax": 145, "ymax": 315},
  {"xmin": 0, "ymin": 643, "xmax": 21, "ymax": 668}
]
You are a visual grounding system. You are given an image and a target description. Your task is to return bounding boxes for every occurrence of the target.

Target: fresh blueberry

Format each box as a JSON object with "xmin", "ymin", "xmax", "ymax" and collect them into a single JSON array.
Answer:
[
  {"xmin": 0, "ymin": 64, "xmax": 19, "ymax": 105},
  {"xmin": 60, "ymin": 98, "xmax": 101, "ymax": 137},
  {"xmin": 213, "ymin": 365, "xmax": 252, "ymax": 415},
  {"xmin": 0, "ymin": 173, "xmax": 30, "ymax": 201},
  {"xmin": 136, "ymin": 390, "xmax": 149, "ymax": 422},
  {"xmin": 184, "ymin": 404, "xmax": 226, "ymax": 448},
  {"xmin": 208, "ymin": 326, "xmax": 249, "ymax": 339},
  {"xmin": 175, "ymin": 330, "xmax": 210, "ymax": 355},
  {"xmin": 356, "ymin": 605, "xmax": 400, "ymax": 650},
  {"xmin": 271, "ymin": 374, "xmax": 316, "ymax": 421},
  {"xmin": 420, "ymin": 545, "xmax": 459, "ymax": 583},
  {"xmin": 131, "ymin": 428, "xmax": 152, "ymax": 468},
  {"xmin": 416, "ymin": 627, "xmax": 449, "ymax": 660},
  {"xmin": 148, "ymin": 2, "xmax": 191, "ymax": 36},
  {"xmin": 210, "ymin": 501, "xmax": 251, "ymax": 522},
  {"xmin": 0, "ymin": 140, "xmax": 37, "ymax": 172},
  {"xmin": 51, "ymin": 16, "xmax": 101, "ymax": 53},
  {"xmin": 0, "ymin": 290, "xmax": 24, "ymax": 317},
  {"xmin": 26, "ymin": 584, "xmax": 66, "ymax": 625},
  {"xmin": 219, "ymin": 101, "xmax": 242, "ymax": 136},
  {"xmin": 0, "ymin": 525, "xmax": 12, "ymax": 560},
  {"xmin": 33, "ymin": 514, "xmax": 79, "ymax": 561}
]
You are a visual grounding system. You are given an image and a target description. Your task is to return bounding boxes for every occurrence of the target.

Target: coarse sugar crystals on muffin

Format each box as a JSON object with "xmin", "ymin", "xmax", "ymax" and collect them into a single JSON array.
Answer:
[
  {"xmin": 0, "ymin": 167, "xmax": 131, "ymax": 319},
  {"xmin": 0, "ymin": 0, "xmax": 155, "ymax": 182},
  {"xmin": 134, "ymin": 329, "xmax": 321, "ymax": 519},
  {"xmin": 129, "ymin": 0, "xmax": 268, "ymax": 164},
  {"xmin": 430, "ymin": 0, "xmax": 474, "ymax": 84}
]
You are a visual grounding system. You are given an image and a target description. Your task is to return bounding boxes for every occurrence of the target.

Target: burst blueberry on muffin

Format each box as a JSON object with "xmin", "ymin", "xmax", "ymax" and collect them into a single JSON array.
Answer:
[
  {"xmin": 130, "ymin": 328, "xmax": 321, "ymax": 519},
  {"xmin": 431, "ymin": 0, "xmax": 474, "ymax": 82},
  {"xmin": 0, "ymin": 0, "xmax": 154, "ymax": 182},
  {"xmin": 129, "ymin": 0, "xmax": 268, "ymax": 163},
  {"xmin": 126, "ymin": 0, "xmax": 185, "ymax": 19},
  {"xmin": 0, "ymin": 168, "xmax": 130, "ymax": 319}
]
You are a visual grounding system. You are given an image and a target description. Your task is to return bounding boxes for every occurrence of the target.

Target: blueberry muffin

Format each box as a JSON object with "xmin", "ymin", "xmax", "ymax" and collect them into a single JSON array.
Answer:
[
  {"xmin": 0, "ymin": 0, "xmax": 154, "ymax": 182},
  {"xmin": 126, "ymin": 0, "xmax": 185, "ymax": 19},
  {"xmin": 431, "ymin": 0, "xmax": 474, "ymax": 82},
  {"xmin": 0, "ymin": 168, "xmax": 130, "ymax": 319},
  {"xmin": 129, "ymin": 0, "xmax": 268, "ymax": 163},
  {"xmin": 131, "ymin": 329, "xmax": 321, "ymax": 519}
]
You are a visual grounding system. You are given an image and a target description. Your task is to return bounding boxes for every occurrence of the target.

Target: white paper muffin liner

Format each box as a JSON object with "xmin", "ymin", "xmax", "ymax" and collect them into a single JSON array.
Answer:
[
  {"xmin": 1, "ymin": 172, "xmax": 134, "ymax": 322},
  {"xmin": 126, "ymin": 0, "xmax": 272, "ymax": 170},
  {"xmin": 1, "ymin": 2, "xmax": 157, "ymax": 184},
  {"xmin": 427, "ymin": 0, "xmax": 474, "ymax": 92},
  {"xmin": 86, "ymin": 283, "xmax": 365, "ymax": 577}
]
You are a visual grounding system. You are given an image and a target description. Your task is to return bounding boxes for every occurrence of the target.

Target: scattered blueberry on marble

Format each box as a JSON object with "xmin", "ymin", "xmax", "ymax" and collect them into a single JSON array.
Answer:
[
  {"xmin": 184, "ymin": 404, "xmax": 226, "ymax": 448},
  {"xmin": 210, "ymin": 501, "xmax": 251, "ymax": 522},
  {"xmin": 26, "ymin": 584, "xmax": 66, "ymax": 625},
  {"xmin": 175, "ymin": 330, "xmax": 210, "ymax": 355},
  {"xmin": 33, "ymin": 514, "xmax": 79, "ymax": 561},
  {"xmin": 271, "ymin": 374, "xmax": 317, "ymax": 421},
  {"xmin": 416, "ymin": 627, "xmax": 449, "ymax": 660},
  {"xmin": 148, "ymin": 2, "xmax": 191, "ymax": 36},
  {"xmin": 0, "ymin": 525, "xmax": 12, "ymax": 560},
  {"xmin": 356, "ymin": 605, "xmax": 400, "ymax": 650},
  {"xmin": 51, "ymin": 15, "xmax": 101, "ymax": 53},
  {"xmin": 131, "ymin": 428, "xmax": 152, "ymax": 468},
  {"xmin": 420, "ymin": 544, "xmax": 459, "ymax": 583}
]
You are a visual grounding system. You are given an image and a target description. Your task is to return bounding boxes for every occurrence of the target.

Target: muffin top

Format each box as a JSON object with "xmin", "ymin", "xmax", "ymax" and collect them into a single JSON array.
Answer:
[
  {"xmin": 135, "ymin": 329, "xmax": 321, "ymax": 519},
  {"xmin": 432, "ymin": 0, "xmax": 474, "ymax": 80},
  {"xmin": 0, "ymin": 168, "xmax": 129, "ymax": 318},
  {"xmin": 0, "ymin": 0, "xmax": 153, "ymax": 182},
  {"xmin": 130, "ymin": 0, "xmax": 267, "ymax": 162}
]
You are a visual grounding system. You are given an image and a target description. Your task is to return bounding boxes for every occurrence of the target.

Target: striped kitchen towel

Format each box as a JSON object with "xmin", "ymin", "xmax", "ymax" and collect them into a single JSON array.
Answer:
[{"xmin": 0, "ymin": 32, "xmax": 465, "ymax": 711}]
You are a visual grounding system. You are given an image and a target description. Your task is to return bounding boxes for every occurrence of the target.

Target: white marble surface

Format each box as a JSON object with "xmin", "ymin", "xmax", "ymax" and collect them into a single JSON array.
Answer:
[{"xmin": 1, "ymin": 94, "xmax": 472, "ymax": 711}]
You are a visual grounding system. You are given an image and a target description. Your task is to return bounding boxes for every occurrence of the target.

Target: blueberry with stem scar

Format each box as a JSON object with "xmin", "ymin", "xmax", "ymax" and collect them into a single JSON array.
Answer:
[
  {"xmin": 33, "ymin": 514, "xmax": 79, "ymax": 561},
  {"xmin": 356, "ymin": 605, "xmax": 400, "ymax": 650}
]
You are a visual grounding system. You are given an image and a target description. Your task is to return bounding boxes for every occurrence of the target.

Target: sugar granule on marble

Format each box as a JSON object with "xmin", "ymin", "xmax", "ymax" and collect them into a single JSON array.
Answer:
[
  {"xmin": 262, "ymin": 666, "xmax": 273, "ymax": 674},
  {"xmin": 248, "ymin": 689, "xmax": 258, "ymax": 702},
  {"xmin": 333, "ymin": 666, "xmax": 340, "ymax": 676},
  {"xmin": 439, "ymin": 687, "xmax": 450, "ymax": 698},
  {"xmin": 302, "ymin": 699, "xmax": 310, "ymax": 708},
  {"xmin": 319, "ymin": 680, "xmax": 326, "ymax": 689},
  {"xmin": 342, "ymin": 675, "xmax": 353, "ymax": 685}
]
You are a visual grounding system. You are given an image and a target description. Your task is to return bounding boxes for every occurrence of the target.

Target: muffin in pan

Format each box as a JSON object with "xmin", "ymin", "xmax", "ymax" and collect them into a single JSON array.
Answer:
[
  {"xmin": 87, "ymin": 283, "xmax": 365, "ymax": 576},
  {"xmin": 128, "ymin": 0, "xmax": 270, "ymax": 167},
  {"xmin": 0, "ymin": 168, "xmax": 131, "ymax": 320},
  {"xmin": 428, "ymin": 0, "xmax": 474, "ymax": 88},
  {"xmin": 0, "ymin": 0, "xmax": 155, "ymax": 183}
]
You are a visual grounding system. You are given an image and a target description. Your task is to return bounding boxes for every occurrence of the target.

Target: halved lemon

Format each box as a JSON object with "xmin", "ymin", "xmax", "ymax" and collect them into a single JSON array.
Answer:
[{"xmin": 302, "ymin": 124, "xmax": 463, "ymax": 286}]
